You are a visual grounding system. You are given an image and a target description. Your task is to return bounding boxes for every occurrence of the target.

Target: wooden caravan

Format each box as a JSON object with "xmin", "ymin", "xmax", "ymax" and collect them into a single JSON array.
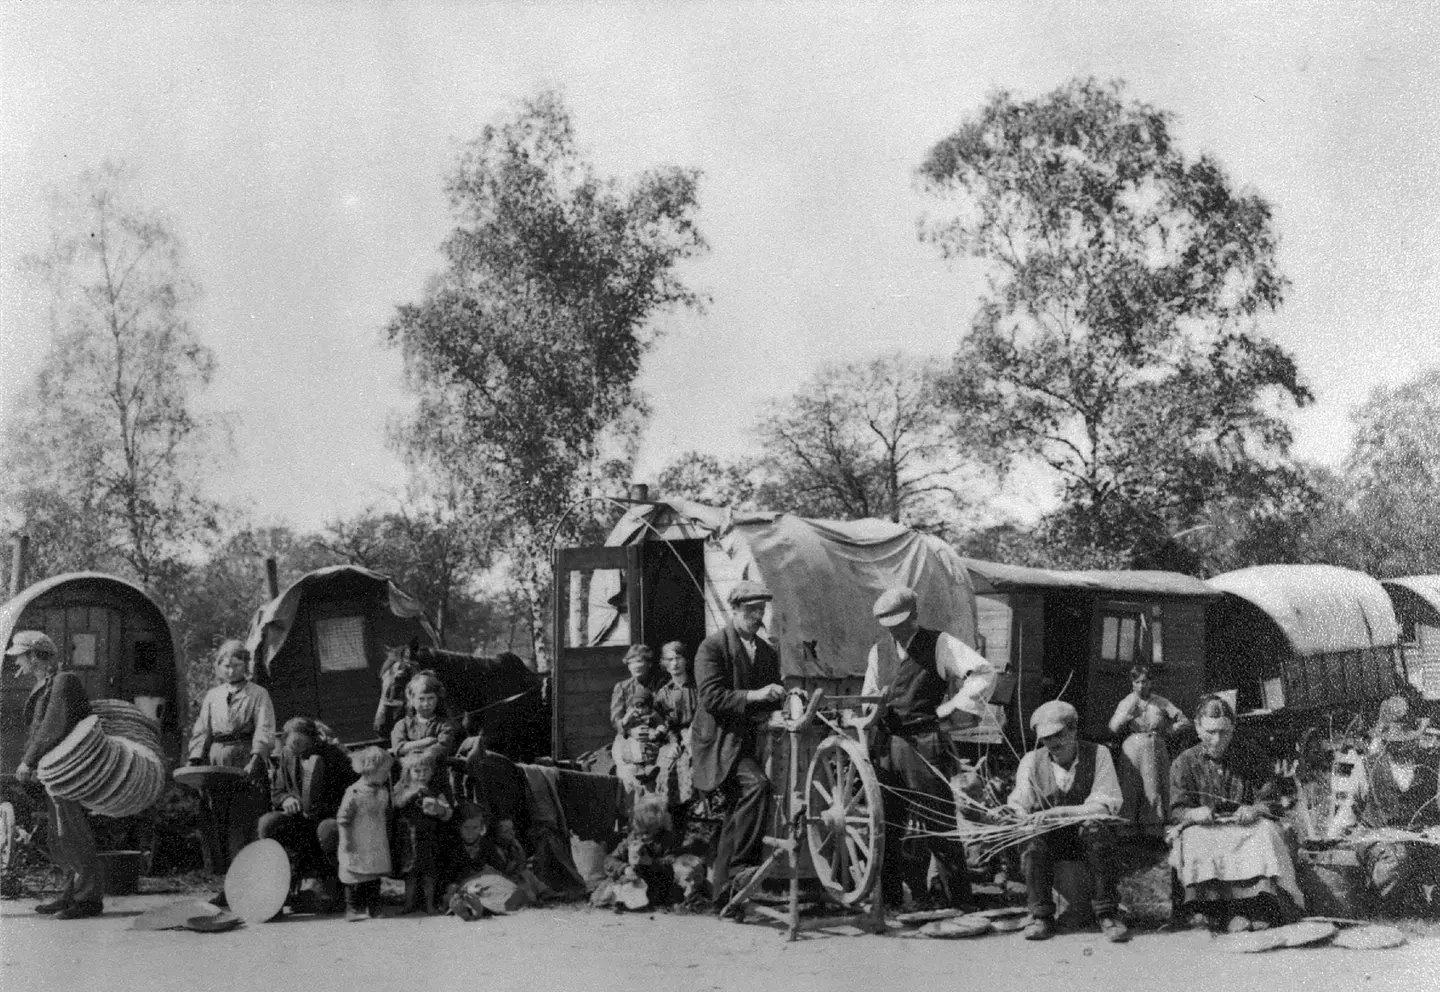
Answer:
[
  {"xmin": 963, "ymin": 559, "xmax": 1215, "ymax": 742},
  {"xmin": 1, "ymin": 572, "xmax": 183, "ymax": 772},
  {"xmin": 248, "ymin": 565, "xmax": 437, "ymax": 745},
  {"xmin": 551, "ymin": 498, "xmax": 980, "ymax": 762},
  {"xmin": 1379, "ymin": 575, "xmax": 1440, "ymax": 702},
  {"xmin": 1206, "ymin": 565, "xmax": 1405, "ymax": 719}
]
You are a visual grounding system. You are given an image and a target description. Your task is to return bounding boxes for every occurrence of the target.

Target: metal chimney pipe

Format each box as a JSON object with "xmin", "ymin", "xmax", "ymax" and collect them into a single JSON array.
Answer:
[
  {"xmin": 9, "ymin": 534, "xmax": 29, "ymax": 598},
  {"xmin": 264, "ymin": 556, "xmax": 280, "ymax": 599},
  {"xmin": 628, "ymin": 483, "xmax": 650, "ymax": 502}
]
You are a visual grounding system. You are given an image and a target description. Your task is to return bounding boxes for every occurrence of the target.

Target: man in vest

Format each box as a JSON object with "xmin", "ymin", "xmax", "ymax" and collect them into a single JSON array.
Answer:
[
  {"xmin": 864, "ymin": 586, "xmax": 995, "ymax": 908},
  {"xmin": 1348, "ymin": 694, "xmax": 1440, "ymax": 915},
  {"xmin": 9, "ymin": 630, "xmax": 104, "ymax": 919},
  {"xmin": 1008, "ymin": 699, "xmax": 1128, "ymax": 941},
  {"xmin": 693, "ymin": 580, "xmax": 785, "ymax": 907}
]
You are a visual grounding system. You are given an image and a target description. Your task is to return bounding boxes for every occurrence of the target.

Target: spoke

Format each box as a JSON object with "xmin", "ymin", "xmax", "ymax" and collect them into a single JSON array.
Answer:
[
  {"xmin": 845, "ymin": 824, "xmax": 869, "ymax": 849},
  {"xmin": 845, "ymin": 814, "xmax": 870, "ymax": 826},
  {"xmin": 845, "ymin": 833, "xmax": 863, "ymax": 874},
  {"xmin": 812, "ymin": 780, "xmax": 834, "ymax": 806}
]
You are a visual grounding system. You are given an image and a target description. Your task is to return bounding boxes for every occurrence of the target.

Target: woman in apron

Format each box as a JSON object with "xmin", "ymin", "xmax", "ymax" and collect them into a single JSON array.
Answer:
[{"xmin": 188, "ymin": 640, "xmax": 277, "ymax": 877}]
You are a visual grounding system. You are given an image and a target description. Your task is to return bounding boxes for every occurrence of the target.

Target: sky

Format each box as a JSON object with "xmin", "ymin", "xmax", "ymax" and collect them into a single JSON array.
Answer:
[{"xmin": 1, "ymin": 1, "xmax": 1437, "ymax": 533}]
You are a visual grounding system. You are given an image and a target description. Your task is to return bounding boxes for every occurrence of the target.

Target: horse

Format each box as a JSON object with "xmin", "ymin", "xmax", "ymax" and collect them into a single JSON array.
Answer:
[{"xmin": 375, "ymin": 640, "xmax": 551, "ymax": 762}]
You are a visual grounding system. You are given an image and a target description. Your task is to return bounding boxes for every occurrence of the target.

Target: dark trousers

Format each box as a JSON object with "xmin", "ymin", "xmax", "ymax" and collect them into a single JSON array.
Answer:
[
  {"xmin": 1021, "ymin": 823, "xmax": 1119, "ymax": 921},
  {"xmin": 345, "ymin": 879, "xmax": 381, "ymax": 914},
  {"xmin": 257, "ymin": 812, "xmax": 340, "ymax": 883},
  {"xmin": 47, "ymin": 797, "xmax": 102, "ymax": 905},
  {"xmin": 710, "ymin": 756, "xmax": 771, "ymax": 900},
  {"xmin": 200, "ymin": 779, "xmax": 267, "ymax": 872},
  {"xmin": 875, "ymin": 730, "xmax": 970, "ymax": 906}
]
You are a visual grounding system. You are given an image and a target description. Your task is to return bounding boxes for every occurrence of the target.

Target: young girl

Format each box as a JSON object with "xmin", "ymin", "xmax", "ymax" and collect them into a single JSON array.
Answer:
[
  {"xmin": 187, "ymin": 640, "xmax": 276, "ymax": 882},
  {"xmin": 389, "ymin": 670, "xmax": 461, "ymax": 761},
  {"xmin": 654, "ymin": 640, "xmax": 697, "ymax": 811},
  {"xmin": 392, "ymin": 751, "xmax": 455, "ymax": 914},
  {"xmin": 336, "ymin": 746, "xmax": 393, "ymax": 921}
]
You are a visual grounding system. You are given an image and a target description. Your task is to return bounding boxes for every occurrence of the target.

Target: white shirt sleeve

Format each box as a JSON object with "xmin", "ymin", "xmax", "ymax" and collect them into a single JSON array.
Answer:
[
  {"xmin": 935, "ymin": 633, "xmax": 996, "ymax": 717},
  {"xmin": 1007, "ymin": 751, "xmax": 1041, "ymax": 813},
  {"xmin": 1085, "ymin": 745, "xmax": 1123, "ymax": 816},
  {"xmin": 861, "ymin": 644, "xmax": 880, "ymax": 696}
]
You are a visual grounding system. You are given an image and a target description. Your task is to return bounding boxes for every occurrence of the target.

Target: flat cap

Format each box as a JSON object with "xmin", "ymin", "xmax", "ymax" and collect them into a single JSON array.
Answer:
[
  {"xmin": 5, "ymin": 630, "xmax": 57, "ymax": 657},
  {"xmin": 872, "ymin": 587, "xmax": 918, "ymax": 627},
  {"xmin": 727, "ymin": 580, "xmax": 772, "ymax": 607},
  {"xmin": 1030, "ymin": 700, "xmax": 1078, "ymax": 739}
]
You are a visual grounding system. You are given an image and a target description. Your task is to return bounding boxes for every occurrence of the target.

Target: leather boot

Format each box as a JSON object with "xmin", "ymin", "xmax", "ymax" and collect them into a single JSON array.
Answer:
[
  {"xmin": 421, "ymin": 875, "xmax": 438, "ymax": 915},
  {"xmin": 400, "ymin": 874, "xmax": 420, "ymax": 914}
]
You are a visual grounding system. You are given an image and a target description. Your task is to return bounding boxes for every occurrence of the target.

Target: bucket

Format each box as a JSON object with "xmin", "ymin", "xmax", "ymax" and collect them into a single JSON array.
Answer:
[
  {"xmin": 98, "ymin": 850, "xmax": 146, "ymax": 896},
  {"xmin": 1297, "ymin": 847, "xmax": 1370, "ymax": 917}
]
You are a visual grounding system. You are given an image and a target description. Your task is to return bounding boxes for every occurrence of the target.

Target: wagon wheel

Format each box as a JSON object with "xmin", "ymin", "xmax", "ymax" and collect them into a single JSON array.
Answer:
[{"xmin": 804, "ymin": 735, "xmax": 884, "ymax": 906}]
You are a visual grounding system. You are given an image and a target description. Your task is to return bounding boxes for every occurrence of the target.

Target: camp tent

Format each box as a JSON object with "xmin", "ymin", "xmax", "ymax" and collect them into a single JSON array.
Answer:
[
  {"xmin": 551, "ymin": 498, "xmax": 979, "ymax": 760},
  {"xmin": 248, "ymin": 565, "xmax": 437, "ymax": 745},
  {"xmin": 1380, "ymin": 576, "xmax": 1440, "ymax": 701},
  {"xmin": 0, "ymin": 572, "xmax": 182, "ymax": 772},
  {"xmin": 1206, "ymin": 564, "xmax": 1404, "ymax": 716}
]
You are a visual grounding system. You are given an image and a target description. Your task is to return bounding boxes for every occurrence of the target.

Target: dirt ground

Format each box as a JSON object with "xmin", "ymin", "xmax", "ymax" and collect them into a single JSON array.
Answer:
[{"xmin": 2, "ymin": 893, "xmax": 1439, "ymax": 992}]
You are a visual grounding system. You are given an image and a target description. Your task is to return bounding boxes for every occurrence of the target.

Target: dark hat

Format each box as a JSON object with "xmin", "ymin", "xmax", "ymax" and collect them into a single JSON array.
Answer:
[
  {"xmin": 5, "ymin": 630, "xmax": 57, "ymax": 657},
  {"xmin": 727, "ymin": 580, "xmax": 772, "ymax": 607},
  {"xmin": 872, "ymin": 587, "xmax": 918, "ymax": 627}
]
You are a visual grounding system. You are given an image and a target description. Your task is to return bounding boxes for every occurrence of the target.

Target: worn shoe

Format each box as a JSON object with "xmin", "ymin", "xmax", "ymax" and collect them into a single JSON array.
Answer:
[
  {"xmin": 35, "ymin": 898, "xmax": 72, "ymax": 915},
  {"xmin": 54, "ymin": 901, "xmax": 103, "ymax": 920},
  {"xmin": 1248, "ymin": 918, "xmax": 1271, "ymax": 932},
  {"xmin": 1225, "ymin": 915, "xmax": 1252, "ymax": 933},
  {"xmin": 1099, "ymin": 917, "xmax": 1131, "ymax": 943},
  {"xmin": 345, "ymin": 906, "xmax": 368, "ymax": 922},
  {"xmin": 1023, "ymin": 917, "xmax": 1054, "ymax": 940}
]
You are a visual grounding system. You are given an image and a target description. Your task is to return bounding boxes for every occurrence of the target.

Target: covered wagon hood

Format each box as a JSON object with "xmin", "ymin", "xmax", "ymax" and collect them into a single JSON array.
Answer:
[
  {"xmin": 1207, "ymin": 564, "xmax": 1400, "ymax": 656},
  {"xmin": 245, "ymin": 564, "xmax": 437, "ymax": 672},
  {"xmin": 963, "ymin": 558, "xmax": 1217, "ymax": 597},
  {"xmin": 0, "ymin": 571, "xmax": 175, "ymax": 658}
]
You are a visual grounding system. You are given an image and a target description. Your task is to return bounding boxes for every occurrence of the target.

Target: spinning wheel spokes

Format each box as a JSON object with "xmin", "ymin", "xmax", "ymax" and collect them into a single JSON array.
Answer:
[{"xmin": 805, "ymin": 735, "xmax": 883, "ymax": 906}]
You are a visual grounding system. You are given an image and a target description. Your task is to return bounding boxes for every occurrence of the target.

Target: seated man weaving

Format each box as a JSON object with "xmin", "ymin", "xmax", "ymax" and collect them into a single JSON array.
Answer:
[
  {"xmin": 1340, "ymin": 694, "xmax": 1440, "ymax": 915},
  {"xmin": 1007, "ymin": 700, "xmax": 1128, "ymax": 942},
  {"xmin": 1168, "ymin": 695, "xmax": 1302, "ymax": 932}
]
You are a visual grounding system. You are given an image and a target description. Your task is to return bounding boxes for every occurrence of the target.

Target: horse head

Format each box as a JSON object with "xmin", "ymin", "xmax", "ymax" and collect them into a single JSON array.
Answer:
[{"xmin": 374, "ymin": 639, "xmax": 423, "ymax": 735}]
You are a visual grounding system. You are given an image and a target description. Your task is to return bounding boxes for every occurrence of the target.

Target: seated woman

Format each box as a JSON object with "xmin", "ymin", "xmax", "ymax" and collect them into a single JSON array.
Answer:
[
  {"xmin": 1109, "ymin": 664, "xmax": 1190, "ymax": 839},
  {"xmin": 1168, "ymin": 695, "xmax": 1303, "ymax": 932},
  {"xmin": 388, "ymin": 670, "xmax": 461, "ymax": 762},
  {"xmin": 257, "ymin": 716, "xmax": 357, "ymax": 910},
  {"xmin": 654, "ymin": 640, "xmax": 697, "ymax": 813},
  {"xmin": 610, "ymin": 645, "xmax": 663, "ymax": 797}
]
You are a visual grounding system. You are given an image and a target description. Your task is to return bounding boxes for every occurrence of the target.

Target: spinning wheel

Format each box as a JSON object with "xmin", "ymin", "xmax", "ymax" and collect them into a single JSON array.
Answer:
[{"xmin": 805, "ymin": 736, "xmax": 883, "ymax": 906}]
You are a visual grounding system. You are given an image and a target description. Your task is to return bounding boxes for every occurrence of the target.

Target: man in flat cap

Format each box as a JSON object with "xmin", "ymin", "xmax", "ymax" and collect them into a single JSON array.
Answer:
[
  {"xmin": 693, "ymin": 579, "xmax": 785, "ymax": 906},
  {"xmin": 864, "ymin": 586, "xmax": 996, "ymax": 908},
  {"xmin": 1007, "ymin": 699, "xmax": 1127, "ymax": 942},
  {"xmin": 8, "ymin": 630, "xmax": 104, "ymax": 919}
]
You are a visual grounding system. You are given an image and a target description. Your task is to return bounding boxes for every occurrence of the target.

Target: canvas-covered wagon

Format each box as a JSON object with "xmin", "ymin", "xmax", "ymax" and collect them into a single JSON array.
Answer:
[
  {"xmin": 962, "ymin": 559, "xmax": 1216, "ymax": 743},
  {"xmin": 1379, "ymin": 575, "xmax": 1440, "ymax": 703},
  {"xmin": 551, "ymin": 497, "xmax": 981, "ymax": 762},
  {"xmin": 248, "ymin": 565, "xmax": 437, "ymax": 746},
  {"xmin": 1205, "ymin": 564, "xmax": 1406, "ymax": 722},
  {"xmin": 1, "ymin": 571, "xmax": 184, "ymax": 773}
]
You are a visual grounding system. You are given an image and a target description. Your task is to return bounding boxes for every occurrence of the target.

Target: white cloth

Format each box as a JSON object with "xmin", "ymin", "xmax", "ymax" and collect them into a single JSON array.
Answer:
[
  {"xmin": 1167, "ymin": 820, "xmax": 1305, "ymax": 909},
  {"xmin": 862, "ymin": 630, "xmax": 996, "ymax": 719}
]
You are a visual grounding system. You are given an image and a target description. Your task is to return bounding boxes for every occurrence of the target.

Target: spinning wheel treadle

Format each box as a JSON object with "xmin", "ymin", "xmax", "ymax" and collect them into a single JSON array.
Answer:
[{"xmin": 805, "ymin": 736, "xmax": 882, "ymax": 906}]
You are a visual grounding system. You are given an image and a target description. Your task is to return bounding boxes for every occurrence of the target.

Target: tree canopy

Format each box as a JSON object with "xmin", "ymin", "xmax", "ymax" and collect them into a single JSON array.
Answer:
[
  {"xmin": 917, "ymin": 78, "xmax": 1309, "ymax": 567},
  {"xmin": 386, "ymin": 90, "xmax": 706, "ymax": 664},
  {"xmin": 2, "ymin": 162, "xmax": 225, "ymax": 587}
]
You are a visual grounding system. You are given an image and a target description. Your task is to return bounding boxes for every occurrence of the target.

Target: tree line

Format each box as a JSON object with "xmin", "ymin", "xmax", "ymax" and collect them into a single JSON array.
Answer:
[{"xmin": 3, "ymin": 81, "xmax": 1437, "ymax": 701}]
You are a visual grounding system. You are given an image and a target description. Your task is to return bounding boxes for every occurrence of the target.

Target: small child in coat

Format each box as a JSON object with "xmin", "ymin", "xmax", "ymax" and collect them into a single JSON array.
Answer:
[
  {"xmin": 392, "ymin": 750, "xmax": 455, "ymax": 914},
  {"xmin": 336, "ymin": 746, "xmax": 393, "ymax": 921}
]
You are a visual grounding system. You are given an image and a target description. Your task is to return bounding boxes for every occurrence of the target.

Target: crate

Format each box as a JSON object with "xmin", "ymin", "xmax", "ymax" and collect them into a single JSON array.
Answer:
[{"xmin": 98, "ymin": 850, "xmax": 145, "ymax": 896}]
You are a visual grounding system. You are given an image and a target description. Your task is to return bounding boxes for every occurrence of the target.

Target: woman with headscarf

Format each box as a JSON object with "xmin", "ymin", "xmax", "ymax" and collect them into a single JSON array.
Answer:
[
  {"xmin": 1109, "ymin": 664, "xmax": 1190, "ymax": 838},
  {"xmin": 188, "ymin": 639, "xmax": 277, "ymax": 883},
  {"xmin": 1168, "ymin": 695, "xmax": 1302, "ymax": 932}
]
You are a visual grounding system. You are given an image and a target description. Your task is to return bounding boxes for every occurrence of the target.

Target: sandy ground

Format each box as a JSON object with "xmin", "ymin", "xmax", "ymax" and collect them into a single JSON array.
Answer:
[{"xmin": 3, "ymin": 895, "xmax": 1440, "ymax": 992}]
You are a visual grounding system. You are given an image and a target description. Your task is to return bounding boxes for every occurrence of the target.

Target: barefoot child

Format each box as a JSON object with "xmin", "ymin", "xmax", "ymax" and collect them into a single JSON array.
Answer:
[{"xmin": 336, "ymin": 746, "xmax": 393, "ymax": 921}]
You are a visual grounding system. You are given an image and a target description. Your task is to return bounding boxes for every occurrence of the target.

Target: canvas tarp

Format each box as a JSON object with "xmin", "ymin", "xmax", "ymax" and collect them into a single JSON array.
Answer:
[
  {"xmin": 1207, "ymin": 564, "xmax": 1400, "ymax": 657},
  {"xmin": 607, "ymin": 499, "xmax": 978, "ymax": 679},
  {"xmin": 245, "ymin": 564, "xmax": 436, "ymax": 672},
  {"xmin": 1381, "ymin": 576, "xmax": 1440, "ymax": 623},
  {"xmin": 963, "ymin": 558, "xmax": 1216, "ymax": 598}
]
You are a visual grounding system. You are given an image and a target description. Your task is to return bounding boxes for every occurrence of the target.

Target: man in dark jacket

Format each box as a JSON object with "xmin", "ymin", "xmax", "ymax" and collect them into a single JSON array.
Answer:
[
  {"xmin": 257, "ymin": 716, "xmax": 357, "ymax": 909},
  {"xmin": 9, "ymin": 630, "xmax": 103, "ymax": 919},
  {"xmin": 693, "ymin": 581, "xmax": 785, "ymax": 905}
]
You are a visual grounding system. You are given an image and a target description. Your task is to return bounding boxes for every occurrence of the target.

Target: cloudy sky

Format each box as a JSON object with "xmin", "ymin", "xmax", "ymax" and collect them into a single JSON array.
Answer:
[{"xmin": 2, "ymin": 1, "xmax": 1436, "ymax": 531}]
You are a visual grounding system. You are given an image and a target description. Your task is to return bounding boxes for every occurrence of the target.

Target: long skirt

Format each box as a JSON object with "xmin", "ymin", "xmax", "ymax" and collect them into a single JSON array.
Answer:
[
  {"xmin": 1168, "ymin": 820, "xmax": 1304, "ymax": 910},
  {"xmin": 1118, "ymin": 731, "xmax": 1169, "ymax": 835}
]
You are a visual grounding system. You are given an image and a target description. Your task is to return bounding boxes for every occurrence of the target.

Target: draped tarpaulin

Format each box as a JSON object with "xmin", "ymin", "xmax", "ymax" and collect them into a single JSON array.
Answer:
[{"xmin": 607, "ymin": 500, "xmax": 978, "ymax": 680}]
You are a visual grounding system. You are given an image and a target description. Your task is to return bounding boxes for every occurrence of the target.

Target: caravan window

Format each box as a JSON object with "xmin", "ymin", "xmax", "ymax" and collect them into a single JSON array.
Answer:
[
  {"xmin": 564, "ymin": 568, "xmax": 630, "ymax": 648},
  {"xmin": 1097, "ymin": 603, "xmax": 1163, "ymax": 670},
  {"xmin": 315, "ymin": 615, "xmax": 368, "ymax": 672}
]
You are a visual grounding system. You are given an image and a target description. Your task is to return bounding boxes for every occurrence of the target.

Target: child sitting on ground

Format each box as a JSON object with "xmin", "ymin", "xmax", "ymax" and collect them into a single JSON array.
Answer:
[
  {"xmin": 336, "ymin": 746, "xmax": 393, "ymax": 921},
  {"xmin": 392, "ymin": 750, "xmax": 455, "ymax": 914},
  {"xmin": 590, "ymin": 793, "xmax": 679, "ymax": 911}
]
